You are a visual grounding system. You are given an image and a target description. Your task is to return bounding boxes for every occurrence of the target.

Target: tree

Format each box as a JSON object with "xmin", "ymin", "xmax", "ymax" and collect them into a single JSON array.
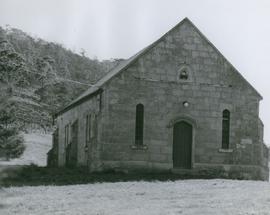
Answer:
[
  {"xmin": 0, "ymin": 97, "xmax": 25, "ymax": 160},
  {"xmin": 0, "ymin": 38, "xmax": 30, "ymax": 91},
  {"xmin": 35, "ymin": 56, "xmax": 57, "ymax": 88},
  {"xmin": 0, "ymin": 37, "xmax": 26, "ymax": 159},
  {"xmin": 0, "ymin": 26, "xmax": 115, "ymax": 134}
]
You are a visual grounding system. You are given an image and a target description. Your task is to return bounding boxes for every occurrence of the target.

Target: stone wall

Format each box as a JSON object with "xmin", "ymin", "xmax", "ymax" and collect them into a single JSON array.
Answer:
[
  {"xmin": 56, "ymin": 93, "xmax": 102, "ymax": 168},
  {"xmin": 99, "ymin": 20, "xmax": 268, "ymax": 179},
  {"xmin": 55, "ymin": 19, "xmax": 268, "ymax": 180}
]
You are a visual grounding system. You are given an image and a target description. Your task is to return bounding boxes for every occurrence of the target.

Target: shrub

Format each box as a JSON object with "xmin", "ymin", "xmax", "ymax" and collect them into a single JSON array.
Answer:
[{"xmin": 0, "ymin": 100, "xmax": 25, "ymax": 160}]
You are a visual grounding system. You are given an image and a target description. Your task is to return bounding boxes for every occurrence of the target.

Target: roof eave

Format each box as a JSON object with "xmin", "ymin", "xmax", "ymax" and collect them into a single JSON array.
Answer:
[
  {"xmin": 55, "ymin": 17, "xmax": 263, "ymax": 117},
  {"xmin": 54, "ymin": 88, "xmax": 103, "ymax": 118}
]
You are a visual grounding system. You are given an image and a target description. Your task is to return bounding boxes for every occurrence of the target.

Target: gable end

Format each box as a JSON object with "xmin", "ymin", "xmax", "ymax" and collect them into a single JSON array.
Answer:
[{"xmin": 57, "ymin": 17, "xmax": 262, "ymax": 116}]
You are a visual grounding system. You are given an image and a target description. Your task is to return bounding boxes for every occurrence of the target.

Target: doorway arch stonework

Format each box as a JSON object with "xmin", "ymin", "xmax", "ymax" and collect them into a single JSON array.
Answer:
[{"xmin": 167, "ymin": 115, "xmax": 197, "ymax": 169}]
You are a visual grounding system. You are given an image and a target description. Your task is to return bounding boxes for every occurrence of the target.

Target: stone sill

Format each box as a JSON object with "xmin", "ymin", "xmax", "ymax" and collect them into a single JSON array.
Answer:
[
  {"xmin": 218, "ymin": 148, "xmax": 233, "ymax": 153},
  {"xmin": 130, "ymin": 145, "xmax": 148, "ymax": 150}
]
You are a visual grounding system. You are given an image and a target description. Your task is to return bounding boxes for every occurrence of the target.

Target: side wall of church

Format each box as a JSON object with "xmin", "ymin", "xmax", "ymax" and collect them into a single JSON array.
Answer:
[{"xmin": 56, "ymin": 94, "xmax": 103, "ymax": 170}]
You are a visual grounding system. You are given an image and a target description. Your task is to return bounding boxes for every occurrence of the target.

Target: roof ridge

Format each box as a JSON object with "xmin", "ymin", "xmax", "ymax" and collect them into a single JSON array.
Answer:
[
  {"xmin": 94, "ymin": 18, "xmax": 190, "ymax": 87},
  {"xmin": 57, "ymin": 18, "xmax": 191, "ymax": 115}
]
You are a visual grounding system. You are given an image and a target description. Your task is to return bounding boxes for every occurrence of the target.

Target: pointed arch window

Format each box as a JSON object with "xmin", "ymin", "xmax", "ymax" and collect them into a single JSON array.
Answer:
[
  {"xmin": 179, "ymin": 69, "xmax": 188, "ymax": 80},
  {"xmin": 222, "ymin": 110, "xmax": 230, "ymax": 149},
  {"xmin": 135, "ymin": 104, "xmax": 144, "ymax": 145}
]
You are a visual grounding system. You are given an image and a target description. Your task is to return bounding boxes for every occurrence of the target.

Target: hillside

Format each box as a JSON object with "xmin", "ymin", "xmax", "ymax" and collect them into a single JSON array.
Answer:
[{"xmin": 0, "ymin": 26, "xmax": 123, "ymax": 131}]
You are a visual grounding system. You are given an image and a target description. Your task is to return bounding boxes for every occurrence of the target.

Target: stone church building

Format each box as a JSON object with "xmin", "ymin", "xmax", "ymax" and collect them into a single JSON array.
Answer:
[{"xmin": 50, "ymin": 18, "xmax": 269, "ymax": 180}]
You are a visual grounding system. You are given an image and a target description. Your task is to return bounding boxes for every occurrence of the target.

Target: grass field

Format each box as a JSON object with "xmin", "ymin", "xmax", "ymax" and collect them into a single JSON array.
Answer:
[
  {"xmin": 1, "ymin": 179, "xmax": 270, "ymax": 215},
  {"xmin": 0, "ymin": 133, "xmax": 269, "ymax": 214}
]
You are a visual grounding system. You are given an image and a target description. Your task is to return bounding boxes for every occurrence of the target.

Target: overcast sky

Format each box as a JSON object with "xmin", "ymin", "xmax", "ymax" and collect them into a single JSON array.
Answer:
[{"xmin": 1, "ymin": 0, "xmax": 270, "ymax": 144}]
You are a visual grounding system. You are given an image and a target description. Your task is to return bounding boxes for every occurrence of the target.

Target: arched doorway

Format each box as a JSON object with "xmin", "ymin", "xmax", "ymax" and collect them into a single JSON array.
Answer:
[{"xmin": 173, "ymin": 121, "xmax": 192, "ymax": 169}]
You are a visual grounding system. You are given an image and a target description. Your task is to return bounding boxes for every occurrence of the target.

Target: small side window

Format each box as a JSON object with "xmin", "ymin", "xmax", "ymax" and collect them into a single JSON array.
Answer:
[
  {"xmin": 91, "ymin": 114, "xmax": 97, "ymax": 138},
  {"xmin": 64, "ymin": 124, "xmax": 69, "ymax": 147},
  {"xmin": 86, "ymin": 114, "xmax": 91, "ymax": 143}
]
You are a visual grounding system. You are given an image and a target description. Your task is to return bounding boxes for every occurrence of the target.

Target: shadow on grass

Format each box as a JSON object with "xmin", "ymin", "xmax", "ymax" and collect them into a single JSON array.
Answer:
[
  {"xmin": 0, "ymin": 164, "xmax": 232, "ymax": 187},
  {"xmin": 0, "ymin": 203, "xmax": 6, "ymax": 209}
]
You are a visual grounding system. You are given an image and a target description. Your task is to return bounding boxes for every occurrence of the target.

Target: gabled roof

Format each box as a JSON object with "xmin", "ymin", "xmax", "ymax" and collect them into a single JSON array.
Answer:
[
  {"xmin": 69, "ymin": 46, "xmax": 149, "ymax": 104},
  {"xmin": 56, "ymin": 17, "xmax": 262, "ymax": 116},
  {"xmin": 55, "ymin": 46, "xmax": 150, "ymax": 116}
]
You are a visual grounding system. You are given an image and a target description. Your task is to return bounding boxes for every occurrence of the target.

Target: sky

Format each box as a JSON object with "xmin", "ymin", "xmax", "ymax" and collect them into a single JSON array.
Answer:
[{"xmin": 0, "ymin": 0, "xmax": 270, "ymax": 144}]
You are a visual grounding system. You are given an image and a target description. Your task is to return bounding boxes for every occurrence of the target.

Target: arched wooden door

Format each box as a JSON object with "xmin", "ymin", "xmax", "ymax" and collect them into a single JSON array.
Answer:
[{"xmin": 173, "ymin": 121, "xmax": 192, "ymax": 169}]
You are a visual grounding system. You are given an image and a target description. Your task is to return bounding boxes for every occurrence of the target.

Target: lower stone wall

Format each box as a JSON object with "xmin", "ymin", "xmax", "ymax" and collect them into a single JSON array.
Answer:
[
  {"xmin": 101, "ymin": 161, "xmax": 172, "ymax": 173},
  {"xmin": 99, "ymin": 160, "xmax": 269, "ymax": 181},
  {"xmin": 193, "ymin": 163, "xmax": 269, "ymax": 181}
]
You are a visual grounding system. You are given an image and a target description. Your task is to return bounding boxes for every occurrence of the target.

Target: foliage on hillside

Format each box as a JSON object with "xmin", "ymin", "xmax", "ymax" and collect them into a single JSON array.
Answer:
[
  {"xmin": 0, "ymin": 95, "xmax": 25, "ymax": 160},
  {"xmin": 0, "ymin": 26, "xmax": 123, "ymax": 131}
]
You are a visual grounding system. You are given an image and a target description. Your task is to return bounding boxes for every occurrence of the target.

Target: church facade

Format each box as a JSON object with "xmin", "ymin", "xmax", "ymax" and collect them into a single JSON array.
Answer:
[{"xmin": 51, "ymin": 18, "xmax": 269, "ymax": 180}]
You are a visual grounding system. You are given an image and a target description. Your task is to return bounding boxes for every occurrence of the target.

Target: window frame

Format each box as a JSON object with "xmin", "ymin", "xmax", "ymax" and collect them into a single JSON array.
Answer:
[
  {"xmin": 221, "ymin": 109, "xmax": 230, "ymax": 150},
  {"xmin": 64, "ymin": 124, "xmax": 69, "ymax": 148},
  {"xmin": 135, "ymin": 104, "xmax": 144, "ymax": 146},
  {"xmin": 177, "ymin": 65, "xmax": 193, "ymax": 83},
  {"xmin": 86, "ymin": 114, "xmax": 91, "ymax": 143}
]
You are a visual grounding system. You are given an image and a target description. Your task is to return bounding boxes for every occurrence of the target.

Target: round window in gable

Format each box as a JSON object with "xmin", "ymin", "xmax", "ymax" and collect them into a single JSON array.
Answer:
[{"xmin": 179, "ymin": 69, "xmax": 188, "ymax": 80}]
